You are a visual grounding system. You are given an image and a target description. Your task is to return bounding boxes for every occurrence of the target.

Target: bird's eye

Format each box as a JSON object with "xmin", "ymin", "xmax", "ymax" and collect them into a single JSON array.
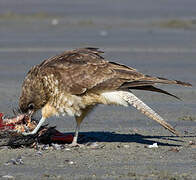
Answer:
[{"xmin": 28, "ymin": 103, "xmax": 34, "ymax": 110}]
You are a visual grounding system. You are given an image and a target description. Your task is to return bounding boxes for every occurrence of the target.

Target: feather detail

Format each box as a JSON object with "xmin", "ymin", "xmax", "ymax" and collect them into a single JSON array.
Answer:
[
  {"xmin": 117, "ymin": 91, "xmax": 180, "ymax": 136},
  {"xmin": 120, "ymin": 78, "xmax": 192, "ymax": 89}
]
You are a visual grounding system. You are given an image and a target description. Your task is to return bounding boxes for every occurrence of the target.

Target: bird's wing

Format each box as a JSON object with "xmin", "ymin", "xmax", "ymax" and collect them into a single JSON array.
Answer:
[
  {"xmin": 39, "ymin": 48, "xmax": 191, "ymax": 95},
  {"xmin": 38, "ymin": 48, "xmax": 140, "ymax": 94}
]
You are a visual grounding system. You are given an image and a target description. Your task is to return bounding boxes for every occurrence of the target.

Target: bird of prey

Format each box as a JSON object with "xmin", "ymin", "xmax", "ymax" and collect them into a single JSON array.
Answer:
[{"xmin": 19, "ymin": 48, "xmax": 191, "ymax": 146}]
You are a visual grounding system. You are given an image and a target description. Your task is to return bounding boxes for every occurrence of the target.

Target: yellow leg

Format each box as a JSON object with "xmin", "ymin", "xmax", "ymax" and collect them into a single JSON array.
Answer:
[{"xmin": 71, "ymin": 106, "xmax": 94, "ymax": 146}]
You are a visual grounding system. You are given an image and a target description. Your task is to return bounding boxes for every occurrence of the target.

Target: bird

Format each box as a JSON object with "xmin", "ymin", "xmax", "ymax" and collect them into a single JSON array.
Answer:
[{"xmin": 19, "ymin": 47, "xmax": 191, "ymax": 146}]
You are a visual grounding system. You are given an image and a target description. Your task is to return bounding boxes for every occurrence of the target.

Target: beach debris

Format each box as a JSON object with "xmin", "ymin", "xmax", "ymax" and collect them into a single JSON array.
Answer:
[
  {"xmin": 65, "ymin": 147, "xmax": 71, "ymax": 151},
  {"xmin": 146, "ymin": 143, "xmax": 159, "ymax": 148},
  {"xmin": 86, "ymin": 142, "xmax": 104, "ymax": 149},
  {"xmin": 4, "ymin": 155, "xmax": 24, "ymax": 165},
  {"xmin": 123, "ymin": 144, "xmax": 130, "ymax": 148},
  {"xmin": 0, "ymin": 112, "xmax": 74, "ymax": 148},
  {"xmin": 41, "ymin": 144, "xmax": 50, "ymax": 150},
  {"xmin": 68, "ymin": 161, "xmax": 74, "ymax": 165},
  {"xmin": 189, "ymin": 141, "xmax": 195, "ymax": 145},
  {"xmin": 51, "ymin": 143, "xmax": 64, "ymax": 150},
  {"xmin": 64, "ymin": 159, "xmax": 75, "ymax": 165},
  {"xmin": 188, "ymin": 141, "xmax": 196, "ymax": 149}
]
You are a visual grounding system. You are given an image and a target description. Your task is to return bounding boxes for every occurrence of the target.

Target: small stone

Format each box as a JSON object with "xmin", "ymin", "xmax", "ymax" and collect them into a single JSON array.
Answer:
[
  {"xmin": 41, "ymin": 144, "xmax": 50, "ymax": 150},
  {"xmin": 86, "ymin": 142, "xmax": 104, "ymax": 149},
  {"xmin": 147, "ymin": 143, "xmax": 158, "ymax": 148},
  {"xmin": 15, "ymin": 155, "xmax": 24, "ymax": 164},
  {"xmin": 88, "ymin": 142, "xmax": 98, "ymax": 147},
  {"xmin": 35, "ymin": 151, "xmax": 43, "ymax": 157},
  {"xmin": 4, "ymin": 155, "xmax": 24, "ymax": 165},
  {"xmin": 123, "ymin": 144, "xmax": 130, "ymax": 148},
  {"xmin": 64, "ymin": 159, "xmax": 74, "ymax": 165},
  {"xmin": 51, "ymin": 143, "xmax": 62, "ymax": 150},
  {"xmin": 189, "ymin": 141, "xmax": 195, "ymax": 145},
  {"xmin": 117, "ymin": 144, "xmax": 121, "ymax": 148},
  {"xmin": 68, "ymin": 161, "xmax": 74, "ymax": 165}
]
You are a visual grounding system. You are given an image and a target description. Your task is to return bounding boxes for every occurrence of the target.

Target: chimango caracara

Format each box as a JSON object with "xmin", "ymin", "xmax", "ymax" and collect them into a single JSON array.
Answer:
[{"xmin": 19, "ymin": 48, "xmax": 191, "ymax": 146}]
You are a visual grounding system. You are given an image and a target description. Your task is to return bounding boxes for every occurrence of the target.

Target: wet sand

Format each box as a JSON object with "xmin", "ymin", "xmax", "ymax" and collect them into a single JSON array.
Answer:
[{"xmin": 0, "ymin": 0, "xmax": 196, "ymax": 179}]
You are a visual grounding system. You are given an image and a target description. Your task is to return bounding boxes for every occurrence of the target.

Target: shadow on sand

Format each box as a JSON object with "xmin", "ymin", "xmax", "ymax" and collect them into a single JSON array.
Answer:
[{"xmin": 63, "ymin": 131, "xmax": 193, "ymax": 147}]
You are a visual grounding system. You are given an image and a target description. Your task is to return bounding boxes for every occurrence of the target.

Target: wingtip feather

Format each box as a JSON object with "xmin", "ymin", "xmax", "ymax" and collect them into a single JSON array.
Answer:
[{"xmin": 175, "ymin": 80, "xmax": 192, "ymax": 87}]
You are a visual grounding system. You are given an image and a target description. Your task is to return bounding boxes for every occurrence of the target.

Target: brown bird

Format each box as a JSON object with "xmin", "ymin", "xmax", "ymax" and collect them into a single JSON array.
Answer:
[{"xmin": 19, "ymin": 48, "xmax": 191, "ymax": 146}]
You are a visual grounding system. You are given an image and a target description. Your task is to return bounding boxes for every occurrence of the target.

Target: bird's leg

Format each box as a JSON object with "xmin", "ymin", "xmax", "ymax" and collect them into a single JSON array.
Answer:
[
  {"xmin": 70, "ymin": 106, "xmax": 94, "ymax": 147},
  {"xmin": 22, "ymin": 117, "xmax": 46, "ymax": 136},
  {"xmin": 70, "ymin": 116, "xmax": 83, "ymax": 147}
]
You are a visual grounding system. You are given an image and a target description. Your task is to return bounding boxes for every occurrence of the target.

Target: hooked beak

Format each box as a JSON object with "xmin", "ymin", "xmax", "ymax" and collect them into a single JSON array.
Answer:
[{"xmin": 27, "ymin": 110, "xmax": 34, "ymax": 118}]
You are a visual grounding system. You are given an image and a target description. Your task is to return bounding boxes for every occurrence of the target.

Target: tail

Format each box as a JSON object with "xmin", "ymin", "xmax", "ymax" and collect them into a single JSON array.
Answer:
[
  {"xmin": 120, "ymin": 76, "xmax": 192, "ymax": 99},
  {"xmin": 129, "ymin": 85, "xmax": 181, "ymax": 100},
  {"xmin": 118, "ymin": 91, "xmax": 180, "ymax": 136},
  {"xmin": 121, "ymin": 76, "xmax": 192, "ymax": 87}
]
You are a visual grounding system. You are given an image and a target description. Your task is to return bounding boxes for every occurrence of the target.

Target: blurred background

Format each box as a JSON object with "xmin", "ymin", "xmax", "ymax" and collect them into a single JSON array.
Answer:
[{"xmin": 0, "ymin": 0, "xmax": 195, "ymax": 129}]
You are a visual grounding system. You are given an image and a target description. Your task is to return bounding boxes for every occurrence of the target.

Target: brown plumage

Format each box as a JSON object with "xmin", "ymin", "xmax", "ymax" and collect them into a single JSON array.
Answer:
[{"xmin": 19, "ymin": 48, "xmax": 191, "ymax": 145}]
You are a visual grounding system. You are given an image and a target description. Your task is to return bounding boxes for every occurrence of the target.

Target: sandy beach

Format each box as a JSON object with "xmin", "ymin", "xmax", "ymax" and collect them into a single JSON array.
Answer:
[{"xmin": 0, "ymin": 0, "xmax": 196, "ymax": 179}]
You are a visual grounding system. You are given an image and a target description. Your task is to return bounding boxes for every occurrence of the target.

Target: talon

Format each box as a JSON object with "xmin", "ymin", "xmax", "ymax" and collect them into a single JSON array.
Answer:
[
  {"xmin": 22, "ymin": 131, "xmax": 35, "ymax": 136},
  {"xmin": 23, "ymin": 125, "xmax": 30, "ymax": 132},
  {"xmin": 22, "ymin": 132, "xmax": 30, "ymax": 136}
]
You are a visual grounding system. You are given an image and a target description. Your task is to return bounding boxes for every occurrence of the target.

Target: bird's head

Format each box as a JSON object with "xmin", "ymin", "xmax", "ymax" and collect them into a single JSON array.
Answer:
[
  {"xmin": 19, "ymin": 67, "xmax": 48, "ymax": 117},
  {"xmin": 19, "ymin": 97, "xmax": 41, "ymax": 117}
]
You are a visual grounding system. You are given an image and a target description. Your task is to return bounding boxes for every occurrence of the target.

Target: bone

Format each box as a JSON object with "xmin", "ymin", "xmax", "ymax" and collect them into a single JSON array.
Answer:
[{"xmin": 3, "ymin": 114, "xmax": 25, "ymax": 125}]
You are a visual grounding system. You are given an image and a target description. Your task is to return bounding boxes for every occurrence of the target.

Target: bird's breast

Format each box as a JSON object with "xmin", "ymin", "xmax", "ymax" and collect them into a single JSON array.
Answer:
[
  {"xmin": 42, "ymin": 74, "xmax": 87, "ymax": 117},
  {"xmin": 43, "ymin": 92, "xmax": 87, "ymax": 118}
]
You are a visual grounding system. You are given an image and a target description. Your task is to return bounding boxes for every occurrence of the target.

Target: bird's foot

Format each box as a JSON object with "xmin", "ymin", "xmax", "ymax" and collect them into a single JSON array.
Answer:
[{"xmin": 22, "ymin": 131, "xmax": 36, "ymax": 136}]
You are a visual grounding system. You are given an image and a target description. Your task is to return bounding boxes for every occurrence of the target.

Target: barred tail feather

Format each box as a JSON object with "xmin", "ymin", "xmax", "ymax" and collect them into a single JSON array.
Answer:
[{"xmin": 118, "ymin": 91, "xmax": 180, "ymax": 136}]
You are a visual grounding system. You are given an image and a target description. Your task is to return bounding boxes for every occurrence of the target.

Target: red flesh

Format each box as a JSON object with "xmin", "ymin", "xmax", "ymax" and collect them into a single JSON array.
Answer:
[{"xmin": 0, "ymin": 112, "xmax": 73, "ymax": 143}]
